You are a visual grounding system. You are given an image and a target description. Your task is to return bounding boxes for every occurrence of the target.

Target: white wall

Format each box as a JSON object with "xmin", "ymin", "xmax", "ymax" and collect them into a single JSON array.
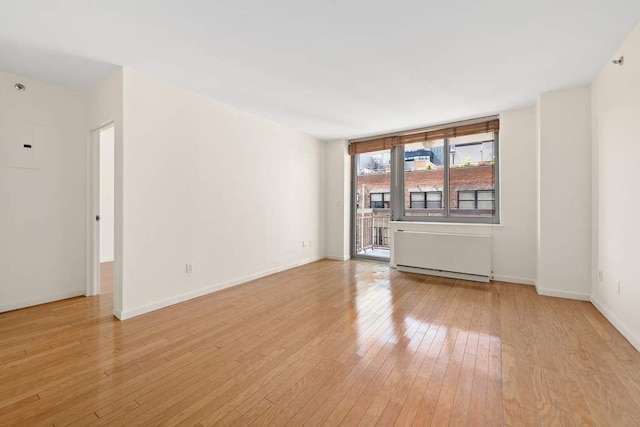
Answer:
[
  {"xmin": 536, "ymin": 86, "xmax": 592, "ymax": 300},
  {"xmin": 591, "ymin": 23, "xmax": 640, "ymax": 350},
  {"xmin": 119, "ymin": 68, "xmax": 324, "ymax": 318},
  {"xmin": 324, "ymin": 140, "xmax": 350, "ymax": 261},
  {"xmin": 491, "ymin": 107, "xmax": 537, "ymax": 283},
  {"xmin": 99, "ymin": 126, "xmax": 114, "ymax": 262},
  {"xmin": 0, "ymin": 71, "xmax": 87, "ymax": 312}
]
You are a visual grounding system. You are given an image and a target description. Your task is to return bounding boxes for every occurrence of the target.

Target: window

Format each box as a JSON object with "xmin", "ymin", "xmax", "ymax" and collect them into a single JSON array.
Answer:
[
  {"xmin": 447, "ymin": 132, "xmax": 496, "ymax": 219},
  {"xmin": 410, "ymin": 192, "xmax": 425, "ymax": 208},
  {"xmin": 457, "ymin": 190, "xmax": 495, "ymax": 210},
  {"xmin": 404, "ymin": 140, "xmax": 445, "ymax": 217},
  {"xmin": 398, "ymin": 120, "xmax": 498, "ymax": 223},
  {"xmin": 349, "ymin": 117, "xmax": 499, "ymax": 235},
  {"xmin": 370, "ymin": 192, "xmax": 390, "ymax": 209},
  {"xmin": 409, "ymin": 191, "xmax": 442, "ymax": 209}
]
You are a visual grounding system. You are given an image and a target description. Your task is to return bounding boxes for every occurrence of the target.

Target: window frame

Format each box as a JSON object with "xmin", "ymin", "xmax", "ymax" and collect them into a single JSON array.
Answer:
[
  {"xmin": 350, "ymin": 149, "xmax": 394, "ymax": 262},
  {"xmin": 392, "ymin": 133, "xmax": 500, "ymax": 224}
]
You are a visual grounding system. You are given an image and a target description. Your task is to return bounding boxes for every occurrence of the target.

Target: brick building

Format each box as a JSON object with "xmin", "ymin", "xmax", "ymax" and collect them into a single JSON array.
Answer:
[{"xmin": 355, "ymin": 163, "xmax": 495, "ymax": 214}]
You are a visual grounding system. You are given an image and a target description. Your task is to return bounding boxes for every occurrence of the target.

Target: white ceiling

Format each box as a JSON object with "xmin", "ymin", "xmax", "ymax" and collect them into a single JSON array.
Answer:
[{"xmin": 0, "ymin": 1, "xmax": 638, "ymax": 140}]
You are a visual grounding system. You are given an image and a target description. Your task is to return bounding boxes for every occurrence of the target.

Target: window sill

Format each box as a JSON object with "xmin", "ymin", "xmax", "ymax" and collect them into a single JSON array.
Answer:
[{"xmin": 390, "ymin": 220, "xmax": 503, "ymax": 228}]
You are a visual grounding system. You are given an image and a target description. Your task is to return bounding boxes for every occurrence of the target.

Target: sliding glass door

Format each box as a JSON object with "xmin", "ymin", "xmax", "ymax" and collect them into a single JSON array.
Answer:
[{"xmin": 351, "ymin": 149, "xmax": 391, "ymax": 261}]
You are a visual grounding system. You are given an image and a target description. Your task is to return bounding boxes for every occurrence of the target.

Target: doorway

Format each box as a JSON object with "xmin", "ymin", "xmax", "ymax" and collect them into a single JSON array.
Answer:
[
  {"xmin": 88, "ymin": 124, "xmax": 115, "ymax": 298},
  {"xmin": 351, "ymin": 149, "xmax": 391, "ymax": 261},
  {"xmin": 98, "ymin": 126, "xmax": 115, "ymax": 294}
]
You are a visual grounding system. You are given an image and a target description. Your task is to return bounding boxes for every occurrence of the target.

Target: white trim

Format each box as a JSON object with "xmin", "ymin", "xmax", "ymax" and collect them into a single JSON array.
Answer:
[
  {"xmin": 118, "ymin": 257, "xmax": 324, "ymax": 320},
  {"xmin": 0, "ymin": 290, "xmax": 85, "ymax": 313},
  {"xmin": 397, "ymin": 265, "xmax": 490, "ymax": 283},
  {"xmin": 590, "ymin": 296, "xmax": 640, "ymax": 352},
  {"xmin": 391, "ymin": 267, "xmax": 535, "ymax": 286},
  {"xmin": 87, "ymin": 122, "xmax": 120, "ymax": 309},
  {"xmin": 390, "ymin": 220, "xmax": 503, "ymax": 228},
  {"xmin": 100, "ymin": 257, "xmax": 114, "ymax": 263},
  {"xmin": 86, "ymin": 126, "xmax": 100, "ymax": 297},
  {"xmin": 492, "ymin": 275, "xmax": 536, "ymax": 286},
  {"xmin": 534, "ymin": 285, "xmax": 590, "ymax": 301},
  {"xmin": 87, "ymin": 123, "xmax": 116, "ymax": 297},
  {"xmin": 325, "ymin": 254, "xmax": 350, "ymax": 261}
]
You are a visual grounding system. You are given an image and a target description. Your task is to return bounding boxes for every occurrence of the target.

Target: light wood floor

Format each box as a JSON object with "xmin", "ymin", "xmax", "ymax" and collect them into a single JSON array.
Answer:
[
  {"xmin": 99, "ymin": 261, "xmax": 113, "ymax": 295},
  {"xmin": 1, "ymin": 260, "xmax": 639, "ymax": 426}
]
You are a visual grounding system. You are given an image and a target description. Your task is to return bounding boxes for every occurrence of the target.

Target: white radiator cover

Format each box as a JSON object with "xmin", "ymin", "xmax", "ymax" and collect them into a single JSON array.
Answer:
[{"xmin": 394, "ymin": 230, "xmax": 492, "ymax": 282}]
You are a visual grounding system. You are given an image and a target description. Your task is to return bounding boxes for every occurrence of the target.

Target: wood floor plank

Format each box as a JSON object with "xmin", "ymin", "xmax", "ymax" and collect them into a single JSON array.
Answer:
[{"xmin": 0, "ymin": 260, "xmax": 639, "ymax": 426}]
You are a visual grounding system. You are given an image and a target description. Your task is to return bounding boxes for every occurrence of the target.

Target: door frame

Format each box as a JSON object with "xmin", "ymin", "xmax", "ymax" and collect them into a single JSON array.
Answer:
[
  {"xmin": 86, "ymin": 122, "xmax": 115, "ymax": 297},
  {"xmin": 350, "ymin": 152, "xmax": 392, "ymax": 262}
]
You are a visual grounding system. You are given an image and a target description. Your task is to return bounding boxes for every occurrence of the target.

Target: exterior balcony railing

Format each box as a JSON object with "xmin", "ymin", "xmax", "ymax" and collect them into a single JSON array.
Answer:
[{"xmin": 355, "ymin": 209, "xmax": 390, "ymax": 255}]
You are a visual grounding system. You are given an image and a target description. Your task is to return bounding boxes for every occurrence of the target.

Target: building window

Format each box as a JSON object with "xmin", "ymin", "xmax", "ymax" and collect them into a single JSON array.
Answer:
[
  {"xmin": 370, "ymin": 192, "xmax": 390, "ymax": 209},
  {"xmin": 410, "ymin": 191, "xmax": 442, "ymax": 209},
  {"xmin": 457, "ymin": 190, "xmax": 495, "ymax": 210}
]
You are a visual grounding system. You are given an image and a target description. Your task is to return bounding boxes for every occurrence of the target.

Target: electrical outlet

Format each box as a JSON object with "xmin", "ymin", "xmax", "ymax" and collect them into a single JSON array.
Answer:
[
  {"xmin": 302, "ymin": 241, "xmax": 306, "ymax": 248},
  {"xmin": 185, "ymin": 263, "xmax": 193, "ymax": 274}
]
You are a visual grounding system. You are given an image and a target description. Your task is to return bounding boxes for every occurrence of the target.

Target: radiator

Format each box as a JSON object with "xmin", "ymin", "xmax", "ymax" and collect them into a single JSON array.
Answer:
[{"xmin": 394, "ymin": 230, "xmax": 492, "ymax": 282}]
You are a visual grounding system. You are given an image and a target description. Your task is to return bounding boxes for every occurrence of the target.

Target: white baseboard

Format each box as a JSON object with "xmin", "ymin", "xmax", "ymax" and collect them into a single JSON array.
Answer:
[
  {"xmin": 534, "ymin": 286, "xmax": 590, "ymax": 301},
  {"xmin": 492, "ymin": 275, "xmax": 536, "ymax": 286},
  {"xmin": 590, "ymin": 296, "xmax": 640, "ymax": 352},
  {"xmin": 118, "ymin": 256, "xmax": 324, "ymax": 320},
  {"xmin": 0, "ymin": 289, "xmax": 85, "ymax": 313},
  {"xmin": 100, "ymin": 257, "xmax": 114, "ymax": 263},
  {"xmin": 397, "ymin": 265, "xmax": 490, "ymax": 283},
  {"xmin": 325, "ymin": 254, "xmax": 350, "ymax": 261}
]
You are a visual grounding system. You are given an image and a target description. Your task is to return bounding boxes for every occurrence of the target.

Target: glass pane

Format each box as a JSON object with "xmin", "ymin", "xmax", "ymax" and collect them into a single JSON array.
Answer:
[
  {"xmin": 458, "ymin": 191, "xmax": 475, "ymax": 201},
  {"xmin": 410, "ymin": 193, "xmax": 425, "ymax": 208},
  {"xmin": 459, "ymin": 201, "xmax": 476, "ymax": 209},
  {"xmin": 404, "ymin": 139, "xmax": 445, "ymax": 217},
  {"xmin": 426, "ymin": 191, "xmax": 441, "ymax": 201},
  {"xmin": 478, "ymin": 190, "xmax": 494, "ymax": 200},
  {"xmin": 426, "ymin": 201, "xmax": 441, "ymax": 209},
  {"xmin": 354, "ymin": 149, "xmax": 390, "ymax": 259},
  {"xmin": 449, "ymin": 132, "xmax": 496, "ymax": 218}
]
